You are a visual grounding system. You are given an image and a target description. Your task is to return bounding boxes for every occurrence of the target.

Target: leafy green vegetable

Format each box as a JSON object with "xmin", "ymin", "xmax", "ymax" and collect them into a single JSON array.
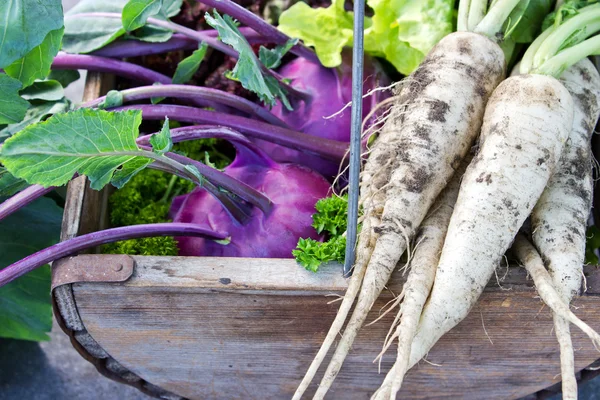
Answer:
[
  {"xmin": 293, "ymin": 194, "xmax": 354, "ymax": 272},
  {"xmin": 0, "ymin": 109, "xmax": 154, "ymax": 190},
  {"xmin": 122, "ymin": 0, "xmax": 163, "ymax": 32},
  {"xmin": 205, "ymin": 10, "xmax": 291, "ymax": 109},
  {"xmin": 0, "ymin": 167, "xmax": 28, "ymax": 197},
  {"xmin": 312, "ymin": 194, "xmax": 348, "ymax": 236},
  {"xmin": 20, "ymin": 80, "xmax": 65, "ymax": 102},
  {"xmin": 293, "ymin": 236, "xmax": 346, "ymax": 272},
  {"xmin": 63, "ymin": 0, "xmax": 182, "ymax": 54},
  {"xmin": 0, "ymin": 74, "xmax": 30, "ymax": 125},
  {"xmin": 4, "ymin": 28, "xmax": 64, "ymax": 88},
  {"xmin": 0, "ymin": 98, "xmax": 70, "ymax": 140},
  {"xmin": 278, "ymin": 0, "xmax": 454, "ymax": 75},
  {"xmin": 172, "ymin": 43, "xmax": 209, "ymax": 85},
  {"xmin": 150, "ymin": 119, "xmax": 173, "ymax": 155},
  {"xmin": 258, "ymin": 38, "xmax": 298, "ymax": 69},
  {"xmin": 0, "ymin": 196, "xmax": 63, "ymax": 341},
  {"xmin": 542, "ymin": 0, "xmax": 597, "ymax": 30},
  {"xmin": 277, "ymin": 0, "xmax": 354, "ymax": 68},
  {"xmin": 0, "ymin": 0, "xmax": 63, "ymax": 69}
]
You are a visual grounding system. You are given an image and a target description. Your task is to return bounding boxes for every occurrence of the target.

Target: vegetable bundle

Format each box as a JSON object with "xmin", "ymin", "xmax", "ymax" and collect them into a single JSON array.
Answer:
[{"xmin": 1, "ymin": 0, "xmax": 600, "ymax": 399}]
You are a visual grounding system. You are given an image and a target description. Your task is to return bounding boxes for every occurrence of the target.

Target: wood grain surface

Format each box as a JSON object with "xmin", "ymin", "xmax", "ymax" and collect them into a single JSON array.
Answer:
[{"xmin": 70, "ymin": 256, "xmax": 600, "ymax": 399}]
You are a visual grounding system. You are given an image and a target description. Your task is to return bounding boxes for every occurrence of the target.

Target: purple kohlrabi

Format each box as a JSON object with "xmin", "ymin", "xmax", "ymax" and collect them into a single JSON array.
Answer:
[
  {"xmin": 170, "ymin": 131, "xmax": 331, "ymax": 258},
  {"xmin": 258, "ymin": 51, "xmax": 389, "ymax": 178}
]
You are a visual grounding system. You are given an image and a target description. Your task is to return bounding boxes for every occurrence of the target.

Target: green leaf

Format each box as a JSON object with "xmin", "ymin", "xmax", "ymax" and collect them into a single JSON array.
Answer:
[
  {"xmin": 130, "ymin": 25, "xmax": 173, "ymax": 42},
  {"xmin": 122, "ymin": 0, "xmax": 163, "ymax": 32},
  {"xmin": 0, "ymin": 167, "xmax": 29, "ymax": 197},
  {"xmin": 48, "ymin": 70, "xmax": 81, "ymax": 88},
  {"xmin": 293, "ymin": 236, "xmax": 346, "ymax": 272},
  {"xmin": 0, "ymin": 74, "xmax": 30, "ymax": 125},
  {"xmin": 184, "ymin": 164, "xmax": 204, "ymax": 184},
  {"xmin": 4, "ymin": 28, "xmax": 64, "ymax": 88},
  {"xmin": 278, "ymin": 0, "xmax": 354, "ymax": 68},
  {"xmin": 0, "ymin": 98, "xmax": 71, "ymax": 141},
  {"xmin": 312, "ymin": 194, "xmax": 348, "ymax": 236},
  {"xmin": 20, "ymin": 80, "xmax": 65, "ymax": 102},
  {"xmin": 0, "ymin": 108, "xmax": 153, "ymax": 190},
  {"xmin": 205, "ymin": 11, "xmax": 289, "ymax": 108},
  {"xmin": 150, "ymin": 118, "xmax": 173, "ymax": 155},
  {"xmin": 63, "ymin": 0, "xmax": 129, "ymax": 54},
  {"xmin": 172, "ymin": 42, "xmax": 208, "ymax": 84},
  {"xmin": 505, "ymin": 0, "xmax": 553, "ymax": 43},
  {"xmin": 0, "ymin": 0, "xmax": 63, "ymax": 69},
  {"xmin": 98, "ymin": 90, "xmax": 124, "ymax": 109},
  {"xmin": 64, "ymin": 0, "xmax": 182, "ymax": 53},
  {"xmin": 258, "ymin": 38, "xmax": 298, "ymax": 69},
  {"xmin": 0, "ymin": 197, "xmax": 63, "ymax": 341}
]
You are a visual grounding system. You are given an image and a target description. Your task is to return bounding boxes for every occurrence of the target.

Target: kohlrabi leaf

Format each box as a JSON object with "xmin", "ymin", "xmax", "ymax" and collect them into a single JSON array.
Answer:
[
  {"xmin": 150, "ymin": 118, "xmax": 173, "ymax": 155},
  {"xmin": 130, "ymin": 25, "xmax": 173, "ymax": 42},
  {"xmin": 0, "ymin": 74, "xmax": 30, "ymax": 125},
  {"xmin": 205, "ymin": 10, "xmax": 289, "ymax": 108},
  {"xmin": 0, "ymin": 109, "xmax": 153, "ymax": 190},
  {"xmin": 277, "ymin": 0, "xmax": 354, "ymax": 68},
  {"xmin": 63, "ymin": 0, "xmax": 128, "ymax": 54},
  {"xmin": 172, "ymin": 42, "xmax": 208, "ymax": 84},
  {"xmin": 0, "ymin": 167, "xmax": 28, "ymax": 197},
  {"xmin": 4, "ymin": 28, "xmax": 64, "ymax": 88},
  {"xmin": 0, "ymin": 196, "xmax": 63, "ymax": 341},
  {"xmin": 98, "ymin": 90, "xmax": 125, "ymax": 109},
  {"xmin": 0, "ymin": 0, "xmax": 63, "ymax": 69},
  {"xmin": 0, "ymin": 98, "xmax": 70, "ymax": 140},
  {"xmin": 258, "ymin": 38, "xmax": 298, "ymax": 69},
  {"xmin": 48, "ymin": 70, "xmax": 81, "ymax": 88},
  {"xmin": 505, "ymin": 0, "xmax": 552, "ymax": 43},
  {"xmin": 63, "ymin": 0, "xmax": 182, "ymax": 54},
  {"xmin": 122, "ymin": 0, "xmax": 163, "ymax": 32},
  {"xmin": 20, "ymin": 80, "xmax": 65, "ymax": 102}
]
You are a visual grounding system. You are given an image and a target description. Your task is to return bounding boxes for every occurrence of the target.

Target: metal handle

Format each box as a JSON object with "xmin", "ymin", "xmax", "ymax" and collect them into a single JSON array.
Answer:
[{"xmin": 343, "ymin": 0, "xmax": 366, "ymax": 276}]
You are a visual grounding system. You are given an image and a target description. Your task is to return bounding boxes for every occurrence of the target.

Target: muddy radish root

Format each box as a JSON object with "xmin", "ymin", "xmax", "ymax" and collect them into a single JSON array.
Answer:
[
  {"xmin": 408, "ymin": 73, "xmax": 573, "ymax": 370},
  {"xmin": 372, "ymin": 156, "xmax": 468, "ymax": 400},
  {"xmin": 512, "ymin": 234, "xmax": 600, "ymax": 350},
  {"xmin": 300, "ymin": 31, "xmax": 506, "ymax": 400},
  {"xmin": 529, "ymin": 58, "xmax": 600, "ymax": 400}
]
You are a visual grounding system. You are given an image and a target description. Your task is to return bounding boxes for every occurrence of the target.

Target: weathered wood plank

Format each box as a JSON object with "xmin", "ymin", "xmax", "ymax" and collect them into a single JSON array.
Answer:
[{"xmin": 72, "ymin": 256, "xmax": 600, "ymax": 400}]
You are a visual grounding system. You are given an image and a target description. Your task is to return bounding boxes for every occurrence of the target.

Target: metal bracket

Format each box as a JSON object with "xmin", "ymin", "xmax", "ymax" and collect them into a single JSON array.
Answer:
[{"xmin": 51, "ymin": 254, "xmax": 135, "ymax": 291}]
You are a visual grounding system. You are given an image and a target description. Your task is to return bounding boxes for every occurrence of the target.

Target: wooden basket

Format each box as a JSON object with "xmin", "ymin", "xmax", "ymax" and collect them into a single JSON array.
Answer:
[{"xmin": 51, "ymin": 72, "xmax": 600, "ymax": 400}]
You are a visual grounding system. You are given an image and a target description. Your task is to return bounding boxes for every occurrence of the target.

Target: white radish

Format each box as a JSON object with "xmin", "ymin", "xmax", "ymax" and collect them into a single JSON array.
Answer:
[
  {"xmin": 407, "ymin": 74, "xmax": 573, "ymax": 371},
  {"xmin": 295, "ymin": 31, "xmax": 506, "ymax": 400},
  {"xmin": 371, "ymin": 156, "xmax": 469, "ymax": 400},
  {"xmin": 529, "ymin": 58, "xmax": 600, "ymax": 400}
]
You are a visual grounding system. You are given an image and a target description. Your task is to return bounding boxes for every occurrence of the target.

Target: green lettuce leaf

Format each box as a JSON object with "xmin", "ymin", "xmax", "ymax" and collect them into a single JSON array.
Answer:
[
  {"xmin": 278, "ymin": 0, "xmax": 453, "ymax": 75},
  {"xmin": 277, "ymin": 0, "xmax": 355, "ymax": 68},
  {"xmin": 0, "ymin": 197, "xmax": 63, "ymax": 341}
]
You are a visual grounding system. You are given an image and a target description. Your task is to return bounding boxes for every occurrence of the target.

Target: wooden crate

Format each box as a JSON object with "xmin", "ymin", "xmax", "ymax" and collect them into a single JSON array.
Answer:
[{"xmin": 52, "ymin": 72, "xmax": 600, "ymax": 400}]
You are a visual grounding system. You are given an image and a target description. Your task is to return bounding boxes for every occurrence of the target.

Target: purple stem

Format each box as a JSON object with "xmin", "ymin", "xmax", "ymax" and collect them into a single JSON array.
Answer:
[
  {"xmin": 197, "ymin": 0, "xmax": 319, "ymax": 64},
  {"xmin": 138, "ymin": 125, "xmax": 276, "ymax": 168},
  {"xmin": 145, "ymin": 146, "xmax": 273, "ymax": 215},
  {"xmin": 82, "ymin": 84, "xmax": 288, "ymax": 127},
  {"xmin": 91, "ymin": 29, "xmax": 265, "ymax": 58},
  {"xmin": 113, "ymin": 104, "xmax": 348, "ymax": 161},
  {"xmin": 147, "ymin": 163, "xmax": 254, "ymax": 224},
  {"xmin": 65, "ymin": 13, "xmax": 311, "ymax": 103},
  {"xmin": 0, "ymin": 223, "xmax": 227, "ymax": 287},
  {"xmin": 52, "ymin": 52, "xmax": 171, "ymax": 84},
  {"xmin": 0, "ymin": 185, "xmax": 55, "ymax": 222}
]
